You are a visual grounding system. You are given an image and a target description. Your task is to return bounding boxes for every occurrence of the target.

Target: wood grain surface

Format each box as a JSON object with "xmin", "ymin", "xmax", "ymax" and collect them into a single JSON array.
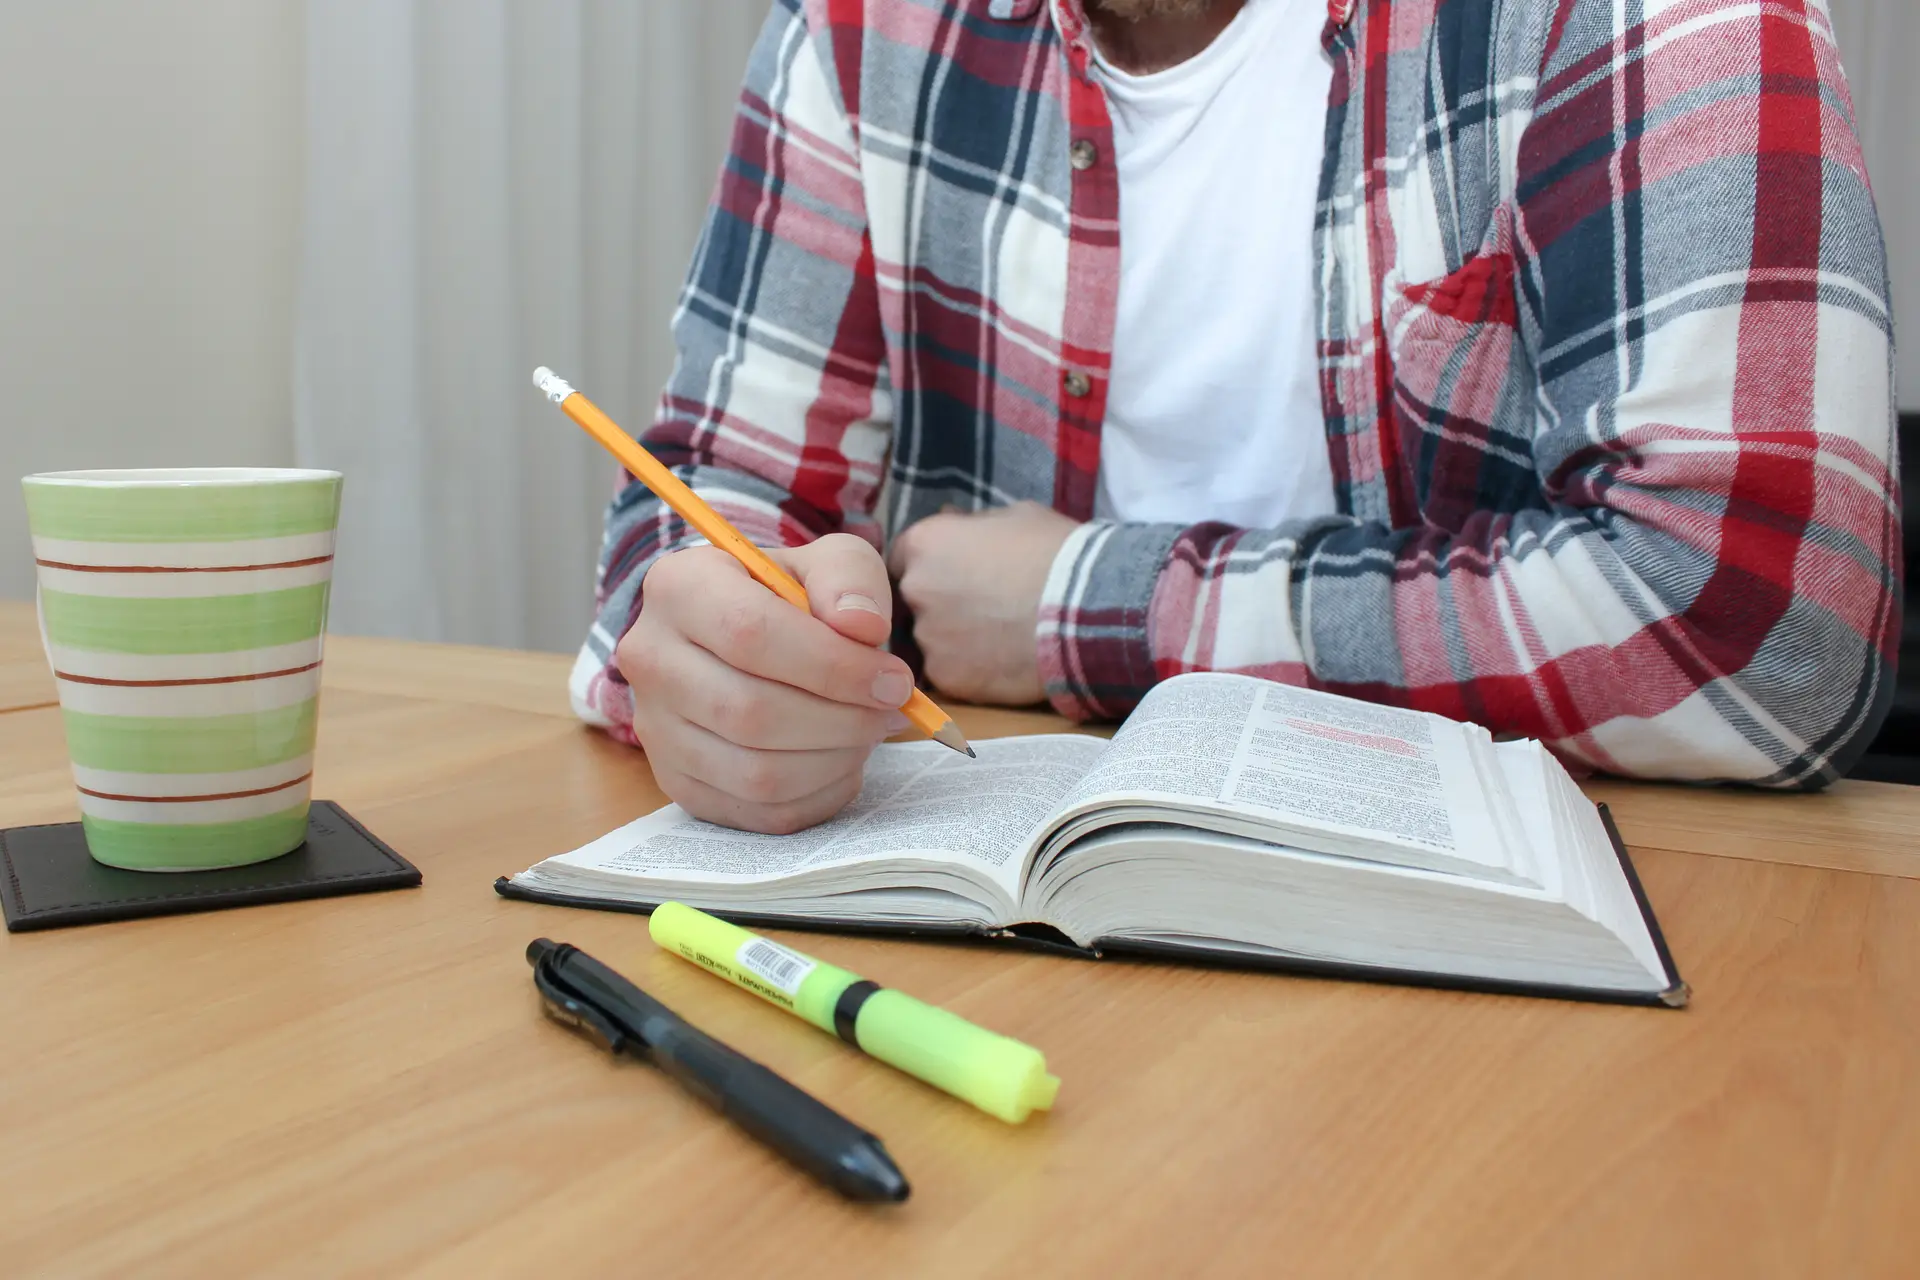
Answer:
[
  {"xmin": 0, "ymin": 600, "xmax": 56, "ymax": 714},
  {"xmin": 0, "ymin": 618, "xmax": 1914, "ymax": 1277}
]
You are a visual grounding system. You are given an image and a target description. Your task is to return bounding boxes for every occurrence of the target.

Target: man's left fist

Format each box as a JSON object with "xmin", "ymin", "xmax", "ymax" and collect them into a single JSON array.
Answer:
[{"xmin": 888, "ymin": 500, "xmax": 1079, "ymax": 707}]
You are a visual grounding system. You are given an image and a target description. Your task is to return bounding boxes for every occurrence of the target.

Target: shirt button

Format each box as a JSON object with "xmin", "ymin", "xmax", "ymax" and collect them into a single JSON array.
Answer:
[
  {"xmin": 1069, "ymin": 139, "xmax": 1099, "ymax": 171},
  {"xmin": 1064, "ymin": 369, "xmax": 1092, "ymax": 398}
]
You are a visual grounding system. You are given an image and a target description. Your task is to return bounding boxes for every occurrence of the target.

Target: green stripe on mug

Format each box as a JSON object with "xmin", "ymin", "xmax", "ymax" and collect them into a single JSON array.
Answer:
[
  {"xmin": 79, "ymin": 808, "xmax": 312, "ymax": 871},
  {"xmin": 38, "ymin": 584, "xmax": 331, "ymax": 655},
  {"xmin": 22, "ymin": 476, "xmax": 341, "ymax": 542},
  {"xmin": 62, "ymin": 700, "xmax": 319, "ymax": 773}
]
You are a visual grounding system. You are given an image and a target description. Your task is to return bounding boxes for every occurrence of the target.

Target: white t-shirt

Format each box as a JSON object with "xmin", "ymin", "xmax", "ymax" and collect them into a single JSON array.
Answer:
[{"xmin": 1090, "ymin": 0, "xmax": 1336, "ymax": 529}]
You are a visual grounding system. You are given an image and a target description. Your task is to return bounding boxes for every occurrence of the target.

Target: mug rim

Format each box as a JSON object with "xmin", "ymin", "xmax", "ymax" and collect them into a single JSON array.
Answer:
[{"xmin": 24, "ymin": 468, "xmax": 342, "ymax": 488}]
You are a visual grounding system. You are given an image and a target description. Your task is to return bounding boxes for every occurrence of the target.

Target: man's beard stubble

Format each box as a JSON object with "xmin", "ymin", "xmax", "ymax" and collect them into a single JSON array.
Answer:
[{"xmin": 1092, "ymin": 0, "xmax": 1217, "ymax": 19}]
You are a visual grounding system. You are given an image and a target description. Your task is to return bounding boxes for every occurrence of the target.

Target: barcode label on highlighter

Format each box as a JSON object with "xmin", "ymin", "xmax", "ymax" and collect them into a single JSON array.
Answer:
[{"xmin": 736, "ymin": 938, "xmax": 817, "ymax": 996}]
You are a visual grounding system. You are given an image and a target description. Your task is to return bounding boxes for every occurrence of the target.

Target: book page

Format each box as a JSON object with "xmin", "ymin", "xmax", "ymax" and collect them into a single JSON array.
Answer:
[
  {"xmin": 542, "ymin": 734, "xmax": 1107, "ymax": 899},
  {"xmin": 1222, "ymin": 684, "xmax": 1468, "ymax": 855},
  {"xmin": 1051, "ymin": 673, "xmax": 1519, "ymax": 876},
  {"xmin": 1062, "ymin": 673, "xmax": 1258, "ymax": 802}
]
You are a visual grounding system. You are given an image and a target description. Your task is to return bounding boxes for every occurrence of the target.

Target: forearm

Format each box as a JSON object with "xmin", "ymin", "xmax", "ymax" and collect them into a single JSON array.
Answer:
[{"xmin": 1038, "ymin": 490, "xmax": 1898, "ymax": 787}]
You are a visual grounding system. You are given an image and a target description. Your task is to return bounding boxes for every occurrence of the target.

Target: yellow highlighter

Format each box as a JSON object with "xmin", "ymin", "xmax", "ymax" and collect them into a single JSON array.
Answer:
[{"xmin": 649, "ymin": 902, "xmax": 1059, "ymax": 1124}]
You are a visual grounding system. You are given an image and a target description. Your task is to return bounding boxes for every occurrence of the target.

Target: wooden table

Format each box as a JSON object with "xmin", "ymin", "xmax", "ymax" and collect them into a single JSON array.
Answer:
[
  {"xmin": 1, "ymin": 619, "xmax": 1914, "ymax": 1277},
  {"xmin": 0, "ymin": 600, "xmax": 56, "ymax": 714}
]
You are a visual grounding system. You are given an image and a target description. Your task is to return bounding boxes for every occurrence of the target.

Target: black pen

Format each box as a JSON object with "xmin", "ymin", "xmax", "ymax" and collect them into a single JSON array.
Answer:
[{"xmin": 526, "ymin": 938, "xmax": 910, "ymax": 1203}]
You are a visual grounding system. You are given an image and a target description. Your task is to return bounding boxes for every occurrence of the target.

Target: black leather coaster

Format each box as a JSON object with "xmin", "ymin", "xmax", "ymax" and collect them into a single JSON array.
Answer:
[{"xmin": 0, "ymin": 801, "xmax": 420, "ymax": 932}]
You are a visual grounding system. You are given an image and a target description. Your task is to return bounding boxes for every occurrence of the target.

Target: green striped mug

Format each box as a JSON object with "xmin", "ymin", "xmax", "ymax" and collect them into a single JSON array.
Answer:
[{"xmin": 23, "ymin": 469, "xmax": 343, "ymax": 871}]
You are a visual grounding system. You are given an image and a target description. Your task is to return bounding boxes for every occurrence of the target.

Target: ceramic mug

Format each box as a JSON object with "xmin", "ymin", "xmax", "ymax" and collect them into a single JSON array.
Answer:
[{"xmin": 22, "ymin": 468, "xmax": 343, "ymax": 871}]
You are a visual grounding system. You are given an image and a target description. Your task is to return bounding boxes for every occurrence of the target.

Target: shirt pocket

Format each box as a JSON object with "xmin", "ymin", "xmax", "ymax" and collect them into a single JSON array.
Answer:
[{"xmin": 1381, "ymin": 204, "xmax": 1541, "ymax": 532}]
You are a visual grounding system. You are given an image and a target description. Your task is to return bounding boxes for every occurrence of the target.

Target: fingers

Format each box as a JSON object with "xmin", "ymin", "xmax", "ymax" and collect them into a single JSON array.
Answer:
[
  {"xmin": 650, "ymin": 747, "xmax": 868, "ymax": 836},
  {"xmin": 772, "ymin": 532, "xmax": 895, "ymax": 649},
  {"xmin": 649, "ymin": 708, "xmax": 874, "ymax": 808},
  {"xmin": 885, "ymin": 508, "xmax": 967, "ymax": 580},
  {"xmin": 884, "ymin": 518, "xmax": 923, "ymax": 580},
  {"xmin": 660, "ymin": 548, "xmax": 913, "ymax": 711},
  {"xmin": 621, "ymin": 539, "xmax": 910, "ymax": 835},
  {"xmin": 635, "ymin": 632, "xmax": 894, "ymax": 750}
]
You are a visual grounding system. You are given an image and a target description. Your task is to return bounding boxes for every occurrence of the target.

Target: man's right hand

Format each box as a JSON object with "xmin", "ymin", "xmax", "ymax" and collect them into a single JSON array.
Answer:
[{"xmin": 616, "ymin": 532, "xmax": 912, "ymax": 835}]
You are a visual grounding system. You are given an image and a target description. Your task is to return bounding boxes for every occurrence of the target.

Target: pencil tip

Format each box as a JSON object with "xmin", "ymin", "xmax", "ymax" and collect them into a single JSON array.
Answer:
[
  {"xmin": 965, "ymin": 746, "xmax": 977, "ymax": 758},
  {"xmin": 929, "ymin": 721, "xmax": 974, "ymax": 757}
]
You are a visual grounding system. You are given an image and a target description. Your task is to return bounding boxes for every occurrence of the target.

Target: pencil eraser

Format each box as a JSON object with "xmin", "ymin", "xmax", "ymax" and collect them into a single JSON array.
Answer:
[{"xmin": 532, "ymin": 367, "xmax": 574, "ymax": 403}]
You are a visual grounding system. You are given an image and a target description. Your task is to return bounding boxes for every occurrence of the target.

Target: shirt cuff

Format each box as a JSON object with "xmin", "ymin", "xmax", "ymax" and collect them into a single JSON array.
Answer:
[{"xmin": 1035, "ymin": 519, "xmax": 1185, "ymax": 722}]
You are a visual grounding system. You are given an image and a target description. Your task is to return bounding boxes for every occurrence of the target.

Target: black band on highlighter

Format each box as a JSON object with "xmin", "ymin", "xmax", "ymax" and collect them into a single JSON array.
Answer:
[{"xmin": 833, "ymin": 980, "xmax": 882, "ymax": 1046}]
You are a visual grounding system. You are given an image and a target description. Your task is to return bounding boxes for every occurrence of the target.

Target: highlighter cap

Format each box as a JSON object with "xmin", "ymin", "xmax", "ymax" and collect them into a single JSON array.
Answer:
[{"xmin": 853, "ymin": 989, "xmax": 1058, "ymax": 1124}]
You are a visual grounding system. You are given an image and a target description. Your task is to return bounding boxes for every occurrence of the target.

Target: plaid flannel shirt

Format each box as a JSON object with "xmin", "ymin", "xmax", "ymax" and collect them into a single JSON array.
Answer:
[{"xmin": 575, "ymin": 0, "xmax": 1900, "ymax": 787}]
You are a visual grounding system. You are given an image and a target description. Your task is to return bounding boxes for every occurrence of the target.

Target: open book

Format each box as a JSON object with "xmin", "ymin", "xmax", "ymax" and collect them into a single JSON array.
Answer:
[{"xmin": 500, "ymin": 673, "xmax": 1686, "ymax": 1007}]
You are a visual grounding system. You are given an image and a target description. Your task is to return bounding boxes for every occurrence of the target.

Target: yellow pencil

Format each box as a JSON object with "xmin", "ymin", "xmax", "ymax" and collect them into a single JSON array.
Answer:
[{"xmin": 533, "ymin": 367, "xmax": 973, "ymax": 757}]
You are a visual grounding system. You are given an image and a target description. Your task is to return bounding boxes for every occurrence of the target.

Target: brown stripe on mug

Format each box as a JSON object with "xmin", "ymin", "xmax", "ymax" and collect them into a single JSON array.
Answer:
[
  {"xmin": 34, "ymin": 554, "xmax": 334, "ymax": 574},
  {"xmin": 75, "ymin": 772, "xmax": 313, "ymax": 805},
  {"xmin": 53, "ymin": 662, "xmax": 322, "ymax": 688}
]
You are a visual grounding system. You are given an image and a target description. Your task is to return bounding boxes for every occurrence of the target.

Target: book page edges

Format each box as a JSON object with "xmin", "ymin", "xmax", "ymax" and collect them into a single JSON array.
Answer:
[
  {"xmin": 1595, "ymin": 804, "xmax": 1689, "ymax": 1007},
  {"xmin": 496, "ymin": 848, "xmax": 1689, "ymax": 1008},
  {"xmin": 492, "ymin": 876, "xmax": 1091, "ymax": 955}
]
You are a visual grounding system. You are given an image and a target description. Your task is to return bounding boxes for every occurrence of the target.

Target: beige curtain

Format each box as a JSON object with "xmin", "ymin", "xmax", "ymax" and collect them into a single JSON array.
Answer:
[
  {"xmin": 295, "ymin": 0, "xmax": 768, "ymax": 650},
  {"xmin": 1829, "ymin": 0, "xmax": 1917, "ymax": 413}
]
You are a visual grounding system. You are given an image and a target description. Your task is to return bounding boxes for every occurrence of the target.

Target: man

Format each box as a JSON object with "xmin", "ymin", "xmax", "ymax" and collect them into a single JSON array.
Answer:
[{"xmin": 572, "ymin": 0, "xmax": 1900, "ymax": 834}]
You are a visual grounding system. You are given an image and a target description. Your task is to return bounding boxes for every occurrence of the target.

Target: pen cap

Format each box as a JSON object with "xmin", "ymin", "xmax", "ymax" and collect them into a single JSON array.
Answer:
[{"xmin": 853, "ymin": 989, "xmax": 1058, "ymax": 1125}]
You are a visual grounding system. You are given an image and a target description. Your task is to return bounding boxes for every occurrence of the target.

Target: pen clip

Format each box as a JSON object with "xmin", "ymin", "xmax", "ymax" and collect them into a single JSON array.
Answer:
[{"xmin": 532, "ymin": 956, "xmax": 631, "ymax": 1055}]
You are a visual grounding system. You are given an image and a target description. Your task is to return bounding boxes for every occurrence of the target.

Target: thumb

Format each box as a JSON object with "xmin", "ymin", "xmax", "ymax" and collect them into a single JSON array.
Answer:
[{"xmin": 770, "ymin": 532, "xmax": 894, "ymax": 648}]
